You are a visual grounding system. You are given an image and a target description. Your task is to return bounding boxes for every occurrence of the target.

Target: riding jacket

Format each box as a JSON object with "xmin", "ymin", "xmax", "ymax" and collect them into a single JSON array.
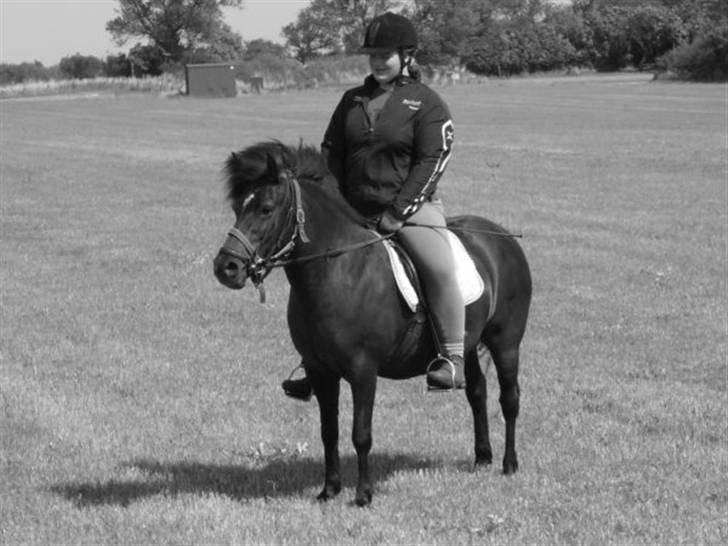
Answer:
[{"xmin": 322, "ymin": 74, "xmax": 454, "ymax": 220}]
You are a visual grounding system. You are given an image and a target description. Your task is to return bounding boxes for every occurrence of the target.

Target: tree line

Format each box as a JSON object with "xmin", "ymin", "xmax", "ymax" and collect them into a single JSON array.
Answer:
[{"xmin": 1, "ymin": 0, "xmax": 726, "ymax": 86}]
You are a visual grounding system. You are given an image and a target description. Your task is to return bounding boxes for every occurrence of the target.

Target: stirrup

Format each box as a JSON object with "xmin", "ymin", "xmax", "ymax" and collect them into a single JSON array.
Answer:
[{"xmin": 426, "ymin": 354, "xmax": 465, "ymax": 391}]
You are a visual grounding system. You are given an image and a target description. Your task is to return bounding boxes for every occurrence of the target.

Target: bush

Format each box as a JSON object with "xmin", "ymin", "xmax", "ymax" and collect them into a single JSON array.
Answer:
[
  {"xmin": 128, "ymin": 44, "xmax": 166, "ymax": 76},
  {"xmin": 105, "ymin": 54, "xmax": 132, "ymax": 77},
  {"xmin": 658, "ymin": 22, "xmax": 728, "ymax": 80},
  {"xmin": 59, "ymin": 54, "xmax": 104, "ymax": 79},
  {"xmin": 0, "ymin": 61, "xmax": 54, "ymax": 85}
]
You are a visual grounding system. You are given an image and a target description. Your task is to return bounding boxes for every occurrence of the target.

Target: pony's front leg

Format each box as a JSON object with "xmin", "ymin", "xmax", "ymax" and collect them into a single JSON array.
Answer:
[
  {"xmin": 312, "ymin": 374, "xmax": 341, "ymax": 500},
  {"xmin": 350, "ymin": 373, "xmax": 377, "ymax": 506}
]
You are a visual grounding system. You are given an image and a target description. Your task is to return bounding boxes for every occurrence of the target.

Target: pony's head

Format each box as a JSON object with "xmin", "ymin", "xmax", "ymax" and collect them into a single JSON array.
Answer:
[{"xmin": 213, "ymin": 141, "xmax": 322, "ymax": 290}]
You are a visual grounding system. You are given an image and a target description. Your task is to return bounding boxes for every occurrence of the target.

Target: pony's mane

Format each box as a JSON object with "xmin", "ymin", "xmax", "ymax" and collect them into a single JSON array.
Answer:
[{"xmin": 224, "ymin": 140, "xmax": 338, "ymax": 202}]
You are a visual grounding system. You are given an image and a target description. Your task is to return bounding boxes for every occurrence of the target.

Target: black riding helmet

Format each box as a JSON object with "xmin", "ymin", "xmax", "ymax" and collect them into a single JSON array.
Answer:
[{"xmin": 360, "ymin": 12, "xmax": 417, "ymax": 53}]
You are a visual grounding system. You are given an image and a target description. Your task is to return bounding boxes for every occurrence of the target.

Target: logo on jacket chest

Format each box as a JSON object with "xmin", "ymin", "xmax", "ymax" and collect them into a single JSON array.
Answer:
[{"xmin": 401, "ymin": 98, "xmax": 422, "ymax": 111}]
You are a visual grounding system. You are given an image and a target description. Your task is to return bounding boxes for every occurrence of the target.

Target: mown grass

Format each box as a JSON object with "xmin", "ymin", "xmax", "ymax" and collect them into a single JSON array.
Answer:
[{"xmin": 1, "ymin": 74, "xmax": 726, "ymax": 544}]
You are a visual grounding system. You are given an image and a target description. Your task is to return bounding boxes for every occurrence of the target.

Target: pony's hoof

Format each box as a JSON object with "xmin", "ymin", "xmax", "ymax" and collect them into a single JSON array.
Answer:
[
  {"xmin": 316, "ymin": 484, "xmax": 341, "ymax": 501},
  {"xmin": 354, "ymin": 490, "xmax": 372, "ymax": 507},
  {"xmin": 473, "ymin": 456, "xmax": 493, "ymax": 470},
  {"xmin": 502, "ymin": 459, "xmax": 518, "ymax": 475}
]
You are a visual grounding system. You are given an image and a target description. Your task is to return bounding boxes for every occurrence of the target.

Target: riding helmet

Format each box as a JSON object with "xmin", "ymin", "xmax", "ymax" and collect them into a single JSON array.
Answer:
[{"xmin": 360, "ymin": 12, "xmax": 417, "ymax": 53}]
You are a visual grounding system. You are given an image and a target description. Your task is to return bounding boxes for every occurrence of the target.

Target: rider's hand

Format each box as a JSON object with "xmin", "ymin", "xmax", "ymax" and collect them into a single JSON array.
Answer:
[{"xmin": 377, "ymin": 209, "xmax": 405, "ymax": 233}]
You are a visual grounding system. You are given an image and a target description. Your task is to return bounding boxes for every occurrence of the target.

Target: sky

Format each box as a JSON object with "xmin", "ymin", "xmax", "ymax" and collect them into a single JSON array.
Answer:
[{"xmin": 0, "ymin": 0, "xmax": 311, "ymax": 65}]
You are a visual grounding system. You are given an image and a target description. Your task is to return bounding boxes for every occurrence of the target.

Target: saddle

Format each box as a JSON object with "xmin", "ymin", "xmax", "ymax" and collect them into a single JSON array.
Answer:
[
  {"xmin": 381, "ymin": 230, "xmax": 484, "ymax": 313},
  {"xmin": 378, "ymin": 230, "xmax": 484, "ymax": 367}
]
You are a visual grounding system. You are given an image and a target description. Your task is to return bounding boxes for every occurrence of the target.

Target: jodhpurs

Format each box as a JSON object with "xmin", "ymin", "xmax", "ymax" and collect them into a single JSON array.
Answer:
[{"xmin": 396, "ymin": 201, "xmax": 465, "ymax": 355}]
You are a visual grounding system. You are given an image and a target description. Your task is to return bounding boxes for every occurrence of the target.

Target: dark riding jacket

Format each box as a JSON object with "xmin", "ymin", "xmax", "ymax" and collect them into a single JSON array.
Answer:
[{"xmin": 322, "ymin": 75, "xmax": 454, "ymax": 220}]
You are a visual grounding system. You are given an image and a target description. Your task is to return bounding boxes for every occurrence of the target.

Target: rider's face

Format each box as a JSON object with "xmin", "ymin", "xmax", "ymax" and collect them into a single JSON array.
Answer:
[{"xmin": 369, "ymin": 50, "xmax": 401, "ymax": 84}]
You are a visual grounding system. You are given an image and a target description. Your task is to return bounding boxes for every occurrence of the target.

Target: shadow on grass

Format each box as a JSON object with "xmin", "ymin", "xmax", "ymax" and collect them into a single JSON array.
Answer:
[{"xmin": 51, "ymin": 453, "xmax": 448, "ymax": 508}]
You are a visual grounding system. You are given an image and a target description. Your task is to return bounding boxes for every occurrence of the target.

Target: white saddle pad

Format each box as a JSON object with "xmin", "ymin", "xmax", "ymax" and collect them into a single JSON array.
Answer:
[{"xmin": 382, "ymin": 231, "xmax": 485, "ymax": 312}]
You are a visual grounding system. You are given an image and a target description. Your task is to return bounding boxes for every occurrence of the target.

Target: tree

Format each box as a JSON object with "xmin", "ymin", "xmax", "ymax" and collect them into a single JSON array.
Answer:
[
  {"xmin": 128, "ymin": 43, "xmax": 166, "ymax": 75},
  {"xmin": 282, "ymin": 0, "xmax": 399, "ymax": 62},
  {"xmin": 244, "ymin": 39, "xmax": 287, "ymax": 60},
  {"xmin": 105, "ymin": 53, "xmax": 133, "ymax": 77},
  {"xmin": 0, "ymin": 61, "xmax": 52, "ymax": 85},
  {"xmin": 283, "ymin": 6, "xmax": 340, "ymax": 63},
  {"xmin": 59, "ymin": 54, "xmax": 105, "ymax": 79},
  {"xmin": 406, "ymin": 0, "xmax": 490, "ymax": 66},
  {"xmin": 106, "ymin": 0, "xmax": 244, "ymax": 63}
]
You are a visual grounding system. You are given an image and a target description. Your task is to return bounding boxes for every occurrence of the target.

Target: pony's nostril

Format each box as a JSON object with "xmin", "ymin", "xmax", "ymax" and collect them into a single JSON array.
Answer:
[{"xmin": 224, "ymin": 261, "xmax": 239, "ymax": 275}]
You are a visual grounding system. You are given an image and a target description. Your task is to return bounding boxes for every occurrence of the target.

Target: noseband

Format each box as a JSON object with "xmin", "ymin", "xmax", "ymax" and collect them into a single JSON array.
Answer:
[{"xmin": 220, "ymin": 172, "xmax": 310, "ymax": 301}]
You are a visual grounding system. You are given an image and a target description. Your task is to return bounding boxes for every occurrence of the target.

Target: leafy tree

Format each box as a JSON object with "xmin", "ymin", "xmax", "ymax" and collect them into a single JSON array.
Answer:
[
  {"xmin": 244, "ymin": 39, "xmax": 287, "ymax": 60},
  {"xmin": 406, "ymin": 0, "xmax": 490, "ymax": 66},
  {"xmin": 191, "ymin": 21, "xmax": 246, "ymax": 61},
  {"xmin": 128, "ymin": 43, "xmax": 166, "ymax": 76},
  {"xmin": 624, "ymin": 5, "xmax": 682, "ymax": 67},
  {"xmin": 282, "ymin": 0, "xmax": 399, "ymax": 62},
  {"xmin": 59, "ymin": 54, "xmax": 105, "ymax": 79},
  {"xmin": 659, "ymin": 18, "xmax": 728, "ymax": 80},
  {"xmin": 283, "ymin": 6, "xmax": 340, "ymax": 63},
  {"xmin": 0, "ymin": 61, "xmax": 52, "ymax": 85},
  {"xmin": 106, "ymin": 0, "xmax": 244, "ymax": 63},
  {"xmin": 105, "ymin": 53, "xmax": 133, "ymax": 77},
  {"xmin": 543, "ymin": 4, "xmax": 596, "ymax": 66}
]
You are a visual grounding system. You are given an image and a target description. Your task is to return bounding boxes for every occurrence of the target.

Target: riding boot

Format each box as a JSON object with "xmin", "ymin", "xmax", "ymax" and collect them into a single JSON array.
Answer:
[
  {"xmin": 426, "ymin": 354, "xmax": 465, "ymax": 390},
  {"xmin": 282, "ymin": 377, "xmax": 313, "ymax": 401}
]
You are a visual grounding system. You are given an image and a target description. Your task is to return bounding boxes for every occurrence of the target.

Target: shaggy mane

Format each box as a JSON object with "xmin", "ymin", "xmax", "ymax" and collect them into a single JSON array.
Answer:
[{"xmin": 224, "ymin": 140, "xmax": 337, "ymax": 202}]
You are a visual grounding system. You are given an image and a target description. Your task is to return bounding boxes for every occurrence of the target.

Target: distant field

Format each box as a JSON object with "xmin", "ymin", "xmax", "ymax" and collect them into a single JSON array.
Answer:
[{"xmin": 1, "ymin": 74, "xmax": 726, "ymax": 545}]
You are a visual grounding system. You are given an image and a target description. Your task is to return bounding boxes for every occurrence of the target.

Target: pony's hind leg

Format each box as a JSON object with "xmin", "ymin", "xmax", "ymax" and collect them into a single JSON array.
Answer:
[
  {"xmin": 490, "ymin": 344, "xmax": 520, "ymax": 475},
  {"xmin": 465, "ymin": 344, "xmax": 493, "ymax": 467},
  {"xmin": 312, "ymin": 374, "xmax": 342, "ymax": 500}
]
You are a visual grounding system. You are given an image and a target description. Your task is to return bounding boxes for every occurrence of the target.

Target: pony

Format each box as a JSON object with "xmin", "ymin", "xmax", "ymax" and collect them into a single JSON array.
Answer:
[{"xmin": 213, "ymin": 141, "xmax": 532, "ymax": 506}]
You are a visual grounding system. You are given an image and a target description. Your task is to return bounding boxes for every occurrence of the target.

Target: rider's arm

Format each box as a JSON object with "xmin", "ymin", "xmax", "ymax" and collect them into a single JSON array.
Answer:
[
  {"xmin": 390, "ymin": 93, "xmax": 454, "ymax": 220},
  {"xmin": 321, "ymin": 94, "xmax": 348, "ymax": 192}
]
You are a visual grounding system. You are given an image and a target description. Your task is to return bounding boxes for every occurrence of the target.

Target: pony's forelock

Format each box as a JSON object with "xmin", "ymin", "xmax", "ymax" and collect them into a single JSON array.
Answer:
[{"xmin": 224, "ymin": 140, "xmax": 334, "ymax": 202}]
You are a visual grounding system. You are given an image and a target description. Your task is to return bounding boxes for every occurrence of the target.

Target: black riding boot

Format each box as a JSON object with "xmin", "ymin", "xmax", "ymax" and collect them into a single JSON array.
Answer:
[
  {"xmin": 426, "ymin": 354, "xmax": 466, "ymax": 390},
  {"xmin": 282, "ymin": 372, "xmax": 313, "ymax": 401}
]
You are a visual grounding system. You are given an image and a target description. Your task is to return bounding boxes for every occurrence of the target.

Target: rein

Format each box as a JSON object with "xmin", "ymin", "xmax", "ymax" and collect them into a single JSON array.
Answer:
[
  {"xmin": 222, "ymin": 175, "xmax": 521, "ymax": 302},
  {"xmin": 403, "ymin": 221, "xmax": 523, "ymax": 238}
]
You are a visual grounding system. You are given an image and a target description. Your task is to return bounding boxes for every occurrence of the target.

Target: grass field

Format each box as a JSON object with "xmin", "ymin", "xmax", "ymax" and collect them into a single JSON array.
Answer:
[{"xmin": 1, "ymin": 73, "xmax": 726, "ymax": 545}]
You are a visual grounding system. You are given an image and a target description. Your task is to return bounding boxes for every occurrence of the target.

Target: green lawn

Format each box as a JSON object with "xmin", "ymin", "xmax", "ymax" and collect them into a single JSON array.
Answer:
[{"xmin": 1, "ymin": 74, "xmax": 726, "ymax": 544}]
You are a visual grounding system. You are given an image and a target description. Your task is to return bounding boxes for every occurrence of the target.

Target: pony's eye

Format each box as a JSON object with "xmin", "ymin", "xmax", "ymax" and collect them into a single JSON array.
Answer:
[{"xmin": 260, "ymin": 202, "xmax": 275, "ymax": 216}]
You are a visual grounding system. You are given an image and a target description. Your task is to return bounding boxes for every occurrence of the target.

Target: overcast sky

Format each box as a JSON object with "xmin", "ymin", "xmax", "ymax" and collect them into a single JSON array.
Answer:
[{"xmin": 0, "ymin": 0, "xmax": 310, "ymax": 65}]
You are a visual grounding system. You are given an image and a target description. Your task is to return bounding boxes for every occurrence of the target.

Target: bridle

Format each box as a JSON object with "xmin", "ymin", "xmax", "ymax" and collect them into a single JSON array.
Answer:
[
  {"xmin": 218, "ymin": 172, "xmax": 397, "ymax": 303},
  {"xmin": 218, "ymin": 171, "xmax": 310, "ymax": 301}
]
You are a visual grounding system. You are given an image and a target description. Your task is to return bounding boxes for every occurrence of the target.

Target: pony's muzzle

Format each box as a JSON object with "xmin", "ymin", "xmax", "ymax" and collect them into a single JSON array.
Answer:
[{"xmin": 213, "ymin": 251, "xmax": 247, "ymax": 289}]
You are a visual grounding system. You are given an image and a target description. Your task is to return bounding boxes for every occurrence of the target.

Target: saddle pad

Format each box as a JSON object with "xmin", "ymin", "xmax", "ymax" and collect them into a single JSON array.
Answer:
[{"xmin": 382, "ymin": 231, "xmax": 485, "ymax": 312}]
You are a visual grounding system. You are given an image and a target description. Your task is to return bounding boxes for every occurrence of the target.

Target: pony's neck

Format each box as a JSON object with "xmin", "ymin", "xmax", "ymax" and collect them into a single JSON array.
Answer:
[
  {"xmin": 295, "ymin": 178, "xmax": 371, "ymax": 252},
  {"xmin": 283, "ymin": 177, "xmax": 381, "ymax": 306}
]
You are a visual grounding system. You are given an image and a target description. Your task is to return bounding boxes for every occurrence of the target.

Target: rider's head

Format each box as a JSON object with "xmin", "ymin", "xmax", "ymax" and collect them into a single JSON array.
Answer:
[{"xmin": 360, "ymin": 12, "xmax": 418, "ymax": 84}]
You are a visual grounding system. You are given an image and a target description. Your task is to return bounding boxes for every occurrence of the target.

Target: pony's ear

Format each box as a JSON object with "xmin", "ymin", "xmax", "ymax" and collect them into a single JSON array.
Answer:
[{"xmin": 226, "ymin": 151, "xmax": 243, "ymax": 176}]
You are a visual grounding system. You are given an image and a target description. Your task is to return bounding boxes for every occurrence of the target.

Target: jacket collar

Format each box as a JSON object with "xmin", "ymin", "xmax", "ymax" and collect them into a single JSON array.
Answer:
[{"xmin": 361, "ymin": 74, "xmax": 415, "ymax": 95}]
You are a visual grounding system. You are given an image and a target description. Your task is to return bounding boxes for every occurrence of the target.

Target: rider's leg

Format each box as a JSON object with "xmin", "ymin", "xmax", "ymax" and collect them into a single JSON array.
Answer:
[{"xmin": 397, "ymin": 201, "xmax": 466, "ymax": 389}]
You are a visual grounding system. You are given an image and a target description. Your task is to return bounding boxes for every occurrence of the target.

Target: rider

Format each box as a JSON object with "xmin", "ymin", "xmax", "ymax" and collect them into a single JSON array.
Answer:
[{"xmin": 283, "ymin": 11, "xmax": 465, "ymax": 398}]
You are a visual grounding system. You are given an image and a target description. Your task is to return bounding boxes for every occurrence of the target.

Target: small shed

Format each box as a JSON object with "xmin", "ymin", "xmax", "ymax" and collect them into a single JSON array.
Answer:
[{"xmin": 185, "ymin": 63, "xmax": 237, "ymax": 97}]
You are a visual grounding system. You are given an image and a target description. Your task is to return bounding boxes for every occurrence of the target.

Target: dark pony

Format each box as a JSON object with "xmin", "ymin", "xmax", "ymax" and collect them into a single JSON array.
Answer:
[{"xmin": 214, "ymin": 141, "xmax": 532, "ymax": 506}]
